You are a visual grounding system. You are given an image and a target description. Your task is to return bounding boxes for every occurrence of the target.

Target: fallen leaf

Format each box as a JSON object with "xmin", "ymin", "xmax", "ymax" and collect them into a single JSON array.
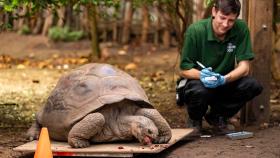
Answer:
[
  {"xmin": 118, "ymin": 50, "xmax": 127, "ymax": 55},
  {"xmin": 162, "ymin": 55, "xmax": 170, "ymax": 60},
  {"xmin": 16, "ymin": 64, "xmax": 26, "ymax": 69},
  {"xmin": 125, "ymin": 63, "xmax": 137, "ymax": 70},
  {"xmin": 63, "ymin": 64, "xmax": 69, "ymax": 69},
  {"xmin": 78, "ymin": 58, "xmax": 88, "ymax": 64},
  {"xmin": 52, "ymin": 54, "xmax": 59, "ymax": 59},
  {"xmin": 133, "ymin": 57, "xmax": 141, "ymax": 63}
]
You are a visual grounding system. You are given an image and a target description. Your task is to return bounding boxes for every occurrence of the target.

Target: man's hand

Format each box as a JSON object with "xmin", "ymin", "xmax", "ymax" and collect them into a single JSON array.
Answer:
[
  {"xmin": 200, "ymin": 68, "xmax": 226, "ymax": 88},
  {"xmin": 214, "ymin": 74, "xmax": 226, "ymax": 88}
]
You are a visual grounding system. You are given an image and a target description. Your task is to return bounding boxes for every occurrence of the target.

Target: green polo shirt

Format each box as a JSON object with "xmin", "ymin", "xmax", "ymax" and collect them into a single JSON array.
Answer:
[{"xmin": 180, "ymin": 17, "xmax": 254, "ymax": 75}]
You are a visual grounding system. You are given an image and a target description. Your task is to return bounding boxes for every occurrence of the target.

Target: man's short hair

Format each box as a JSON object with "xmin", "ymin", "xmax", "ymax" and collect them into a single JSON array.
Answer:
[{"xmin": 214, "ymin": 0, "xmax": 241, "ymax": 17}]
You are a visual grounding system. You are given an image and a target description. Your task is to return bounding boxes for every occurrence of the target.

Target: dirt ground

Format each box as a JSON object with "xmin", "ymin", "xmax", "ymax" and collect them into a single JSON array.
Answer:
[{"xmin": 0, "ymin": 32, "xmax": 280, "ymax": 158}]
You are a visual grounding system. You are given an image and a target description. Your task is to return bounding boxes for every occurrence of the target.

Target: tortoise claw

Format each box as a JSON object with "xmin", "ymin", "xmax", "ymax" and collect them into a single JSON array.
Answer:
[{"xmin": 68, "ymin": 138, "xmax": 90, "ymax": 148}]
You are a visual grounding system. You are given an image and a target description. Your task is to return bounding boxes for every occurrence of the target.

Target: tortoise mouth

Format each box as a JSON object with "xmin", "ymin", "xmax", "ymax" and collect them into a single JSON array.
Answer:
[{"xmin": 143, "ymin": 135, "xmax": 153, "ymax": 145}]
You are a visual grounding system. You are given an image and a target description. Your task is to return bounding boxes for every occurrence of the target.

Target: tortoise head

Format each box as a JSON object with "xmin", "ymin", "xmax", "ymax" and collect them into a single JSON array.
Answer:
[{"xmin": 131, "ymin": 117, "xmax": 158, "ymax": 145}]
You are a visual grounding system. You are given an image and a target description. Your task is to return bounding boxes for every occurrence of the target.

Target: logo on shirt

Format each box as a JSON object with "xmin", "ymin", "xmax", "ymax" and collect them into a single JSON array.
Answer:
[{"xmin": 227, "ymin": 43, "xmax": 236, "ymax": 53}]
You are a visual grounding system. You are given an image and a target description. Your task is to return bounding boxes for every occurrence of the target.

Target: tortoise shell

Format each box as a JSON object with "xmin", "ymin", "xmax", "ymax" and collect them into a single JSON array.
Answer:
[{"xmin": 38, "ymin": 63, "xmax": 153, "ymax": 133}]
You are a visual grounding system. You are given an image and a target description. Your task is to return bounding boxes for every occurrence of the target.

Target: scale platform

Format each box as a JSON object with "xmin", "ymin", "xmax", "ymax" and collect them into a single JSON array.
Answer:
[{"xmin": 14, "ymin": 128, "xmax": 193, "ymax": 157}]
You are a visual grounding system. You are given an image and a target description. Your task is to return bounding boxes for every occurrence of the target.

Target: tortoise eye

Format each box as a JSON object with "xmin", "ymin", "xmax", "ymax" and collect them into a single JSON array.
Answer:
[{"xmin": 148, "ymin": 129, "xmax": 152, "ymax": 134}]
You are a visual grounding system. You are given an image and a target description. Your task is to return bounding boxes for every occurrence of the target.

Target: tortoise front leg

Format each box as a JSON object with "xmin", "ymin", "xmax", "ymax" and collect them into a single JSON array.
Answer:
[
  {"xmin": 136, "ymin": 108, "xmax": 172, "ymax": 143},
  {"xmin": 26, "ymin": 120, "xmax": 41, "ymax": 141},
  {"xmin": 26, "ymin": 110, "xmax": 43, "ymax": 141},
  {"xmin": 68, "ymin": 112, "xmax": 105, "ymax": 148}
]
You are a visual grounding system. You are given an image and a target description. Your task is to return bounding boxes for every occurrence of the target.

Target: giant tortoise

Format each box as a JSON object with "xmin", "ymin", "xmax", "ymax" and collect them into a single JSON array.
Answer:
[{"xmin": 27, "ymin": 63, "xmax": 172, "ymax": 148}]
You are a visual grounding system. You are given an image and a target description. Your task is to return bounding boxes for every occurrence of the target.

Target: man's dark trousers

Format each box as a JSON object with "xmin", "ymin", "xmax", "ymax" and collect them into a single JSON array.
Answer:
[{"xmin": 183, "ymin": 76, "xmax": 263, "ymax": 121}]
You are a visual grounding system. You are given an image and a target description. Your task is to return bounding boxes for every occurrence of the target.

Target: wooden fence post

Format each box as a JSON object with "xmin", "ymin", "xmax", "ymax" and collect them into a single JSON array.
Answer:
[{"xmin": 245, "ymin": 0, "xmax": 273, "ymax": 125}]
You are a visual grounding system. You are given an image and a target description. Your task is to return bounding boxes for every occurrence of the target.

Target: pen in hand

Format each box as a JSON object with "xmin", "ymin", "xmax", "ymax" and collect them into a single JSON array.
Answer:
[
  {"xmin": 196, "ymin": 61, "xmax": 206, "ymax": 69},
  {"xmin": 196, "ymin": 61, "xmax": 217, "ymax": 81}
]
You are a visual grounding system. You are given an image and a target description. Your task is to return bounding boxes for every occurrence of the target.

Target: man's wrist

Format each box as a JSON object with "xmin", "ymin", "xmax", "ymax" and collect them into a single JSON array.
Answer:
[{"xmin": 225, "ymin": 74, "xmax": 231, "ymax": 83}]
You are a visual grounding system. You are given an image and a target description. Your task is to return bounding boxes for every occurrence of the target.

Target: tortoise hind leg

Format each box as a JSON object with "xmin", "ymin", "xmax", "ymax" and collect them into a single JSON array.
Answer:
[
  {"xmin": 68, "ymin": 112, "xmax": 105, "ymax": 148},
  {"xmin": 136, "ymin": 108, "xmax": 172, "ymax": 144}
]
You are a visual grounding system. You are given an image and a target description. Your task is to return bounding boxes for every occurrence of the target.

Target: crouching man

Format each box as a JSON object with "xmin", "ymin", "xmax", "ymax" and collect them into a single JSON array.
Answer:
[{"xmin": 179, "ymin": 0, "xmax": 263, "ymax": 133}]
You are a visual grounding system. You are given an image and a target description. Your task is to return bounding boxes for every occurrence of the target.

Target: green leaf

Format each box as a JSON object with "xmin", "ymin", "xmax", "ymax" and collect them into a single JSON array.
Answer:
[
  {"xmin": 205, "ymin": 0, "xmax": 214, "ymax": 7},
  {"xmin": 73, "ymin": 1, "xmax": 81, "ymax": 11},
  {"xmin": 4, "ymin": 5, "xmax": 13, "ymax": 12}
]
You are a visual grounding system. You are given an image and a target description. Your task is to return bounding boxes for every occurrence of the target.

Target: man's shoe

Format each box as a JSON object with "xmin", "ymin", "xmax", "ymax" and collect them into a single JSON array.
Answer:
[
  {"xmin": 205, "ymin": 114, "xmax": 226, "ymax": 128},
  {"xmin": 205, "ymin": 114, "xmax": 233, "ymax": 135},
  {"xmin": 186, "ymin": 118, "xmax": 202, "ymax": 131},
  {"xmin": 186, "ymin": 118, "xmax": 203, "ymax": 137}
]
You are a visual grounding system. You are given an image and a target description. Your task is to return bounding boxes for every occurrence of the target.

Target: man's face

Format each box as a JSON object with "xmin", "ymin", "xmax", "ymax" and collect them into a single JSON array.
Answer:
[{"xmin": 211, "ymin": 8, "xmax": 238, "ymax": 37}]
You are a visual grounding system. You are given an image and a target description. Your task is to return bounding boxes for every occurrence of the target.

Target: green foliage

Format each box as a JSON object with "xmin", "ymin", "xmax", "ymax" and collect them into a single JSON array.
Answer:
[
  {"xmin": 0, "ymin": 0, "xmax": 19, "ymax": 12},
  {"xmin": 73, "ymin": 0, "xmax": 120, "ymax": 13},
  {"xmin": 79, "ymin": 0, "xmax": 120, "ymax": 5},
  {"xmin": 17, "ymin": 25, "xmax": 31, "ymax": 35},
  {"xmin": 0, "ymin": 23, "xmax": 12, "ymax": 32},
  {"xmin": 0, "ymin": 0, "xmax": 67, "ymax": 12},
  {"xmin": 48, "ymin": 26, "xmax": 84, "ymax": 42},
  {"xmin": 0, "ymin": 0, "xmax": 177, "ymax": 16},
  {"xmin": 133, "ymin": 0, "xmax": 172, "ymax": 5},
  {"xmin": 0, "ymin": 89, "xmax": 49, "ymax": 127},
  {"xmin": 0, "ymin": 103, "xmax": 35, "ymax": 127},
  {"xmin": 205, "ymin": 0, "xmax": 214, "ymax": 7},
  {"xmin": 275, "ymin": 0, "xmax": 280, "ymax": 23}
]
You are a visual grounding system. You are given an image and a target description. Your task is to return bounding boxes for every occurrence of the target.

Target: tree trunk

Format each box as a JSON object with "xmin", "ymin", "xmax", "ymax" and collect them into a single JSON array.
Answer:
[
  {"xmin": 162, "ymin": 28, "xmax": 171, "ymax": 48},
  {"xmin": 140, "ymin": 5, "xmax": 149, "ymax": 45},
  {"xmin": 158, "ymin": 0, "xmax": 194, "ymax": 51},
  {"xmin": 4, "ymin": 13, "xmax": 12, "ymax": 28},
  {"xmin": 240, "ymin": 0, "xmax": 249, "ymax": 125},
  {"xmin": 180, "ymin": 0, "xmax": 193, "ymax": 50},
  {"xmin": 153, "ymin": 3, "xmax": 161, "ymax": 46},
  {"xmin": 42, "ymin": 8, "xmax": 53, "ymax": 36},
  {"xmin": 80, "ymin": 6, "xmax": 89, "ymax": 33},
  {"xmin": 241, "ymin": 0, "xmax": 249, "ymax": 21},
  {"xmin": 121, "ymin": 0, "xmax": 133, "ymax": 44},
  {"xmin": 12, "ymin": 6, "xmax": 28, "ymax": 30},
  {"xmin": 32, "ymin": 12, "xmax": 44, "ymax": 34},
  {"xmin": 88, "ymin": 4, "xmax": 101, "ymax": 59},
  {"xmin": 112, "ymin": 20, "xmax": 118, "ymax": 43},
  {"xmin": 272, "ymin": 49, "xmax": 280, "ymax": 80},
  {"xmin": 65, "ymin": 5, "xmax": 72, "ymax": 27},
  {"xmin": 246, "ymin": 0, "xmax": 273, "ymax": 125},
  {"xmin": 203, "ymin": 0, "xmax": 214, "ymax": 18},
  {"xmin": 0, "ymin": 12, "xmax": 4, "ymax": 31},
  {"xmin": 161, "ymin": 11, "xmax": 172, "ymax": 48},
  {"xmin": 73, "ymin": 10, "xmax": 80, "ymax": 30},
  {"xmin": 272, "ymin": 23, "xmax": 280, "ymax": 80},
  {"xmin": 57, "ymin": 7, "xmax": 65, "ymax": 27},
  {"xmin": 193, "ymin": 0, "xmax": 205, "ymax": 22}
]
